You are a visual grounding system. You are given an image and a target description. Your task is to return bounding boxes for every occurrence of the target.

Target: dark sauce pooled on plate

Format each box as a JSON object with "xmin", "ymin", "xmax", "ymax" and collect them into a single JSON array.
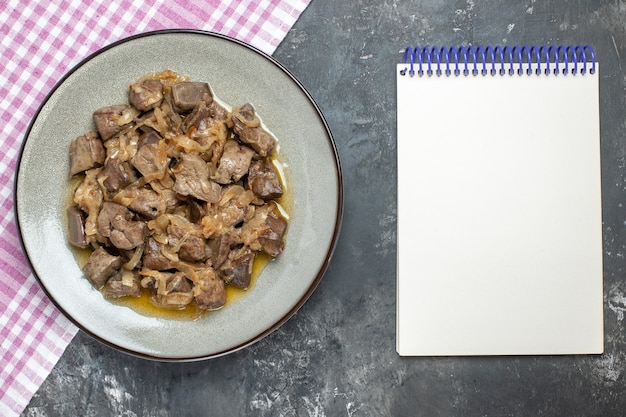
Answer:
[{"xmin": 66, "ymin": 70, "xmax": 289, "ymax": 320}]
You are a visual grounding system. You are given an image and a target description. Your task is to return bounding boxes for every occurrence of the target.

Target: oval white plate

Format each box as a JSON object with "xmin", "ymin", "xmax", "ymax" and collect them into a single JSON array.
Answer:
[{"xmin": 15, "ymin": 30, "xmax": 343, "ymax": 361}]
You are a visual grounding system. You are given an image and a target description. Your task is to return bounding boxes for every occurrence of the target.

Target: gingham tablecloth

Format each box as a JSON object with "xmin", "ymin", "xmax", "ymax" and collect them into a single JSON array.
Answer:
[{"xmin": 0, "ymin": 1, "xmax": 310, "ymax": 415}]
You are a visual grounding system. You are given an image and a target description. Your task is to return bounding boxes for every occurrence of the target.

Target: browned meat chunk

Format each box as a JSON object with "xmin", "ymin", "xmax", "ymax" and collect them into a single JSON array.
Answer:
[
  {"xmin": 212, "ymin": 140, "xmax": 254, "ymax": 184},
  {"xmin": 217, "ymin": 197, "xmax": 246, "ymax": 228},
  {"xmin": 104, "ymin": 270, "xmax": 142, "ymax": 298},
  {"xmin": 131, "ymin": 136, "xmax": 167, "ymax": 179},
  {"xmin": 138, "ymin": 130, "xmax": 161, "ymax": 147},
  {"xmin": 188, "ymin": 199, "xmax": 206, "ymax": 223},
  {"xmin": 167, "ymin": 272, "xmax": 192, "ymax": 293},
  {"xmin": 194, "ymin": 268, "xmax": 225, "ymax": 310},
  {"xmin": 93, "ymin": 105, "xmax": 133, "ymax": 140},
  {"xmin": 238, "ymin": 128, "xmax": 275, "ymax": 157},
  {"xmin": 97, "ymin": 201, "xmax": 128, "ymax": 237},
  {"xmin": 172, "ymin": 153, "xmax": 221, "ymax": 202},
  {"xmin": 240, "ymin": 203, "xmax": 287, "ymax": 257},
  {"xmin": 181, "ymin": 101, "xmax": 224, "ymax": 147},
  {"xmin": 208, "ymin": 234, "xmax": 232, "ymax": 268},
  {"xmin": 247, "ymin": 158, "xmax": 283, "ymax": 201},
  {"xmin": 67, "ymin": 206, "xmax": 87, "ymax": 248},
  {"xmin": 207, "ymin": 100, "xmax": 228, "ymax": 121},
  {"xmin": 168, "ymin": 224, "xmax": 208, "ymax": 262},
  {"xmin": 171, "ymin": 82, "xmax": 212, "ymax": 113},
  {"xmin": 231, "ymin": 104, "xmax": 275, "ymax": 157},
  {"xmin": 97, "ymin": 202, "xmax": 147, "ymax": 250},
  {"xmin": 258, "ymin": 204, "xmax": 288, "ymax": 257},
  {"xmin": 83, "ymin": 247, "xmax": 122, "ymax": 289},
  {"xmin": 128, "ymin": 188, "xmax": 162, "ymax": 219},
  {"xmin": 231, "ymin": 103, "xmax": 260, "ymax": 130},
  {"xmin": 69, "ymin": 132, "xmax": 105, "ymax": 176},
  {"xmin": 143, "ymin": 237, "xmax": 173, "ymax": 271},
  {"xmin": 100, "ymin": 158, "xmax": 137, "ymax": 193},
  {"xmin": 220, "ymin": 246, "xmax": 254, "ymax": 289},
  {"xmin": 128, "ymin": 79, "xmax": 163, "ymax": 111}
]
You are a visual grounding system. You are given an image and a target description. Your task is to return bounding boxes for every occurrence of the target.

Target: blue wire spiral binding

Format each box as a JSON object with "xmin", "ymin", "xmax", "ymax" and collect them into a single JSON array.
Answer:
[{"xmin": 399, "ymin": 45, "xmax": 596, "ymax": 77}]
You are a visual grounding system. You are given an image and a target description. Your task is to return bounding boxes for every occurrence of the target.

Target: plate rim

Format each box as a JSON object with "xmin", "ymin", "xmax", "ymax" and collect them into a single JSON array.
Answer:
[{"xmin": 14, "ymin": 29, "xmax": 344, "ymax": 362}]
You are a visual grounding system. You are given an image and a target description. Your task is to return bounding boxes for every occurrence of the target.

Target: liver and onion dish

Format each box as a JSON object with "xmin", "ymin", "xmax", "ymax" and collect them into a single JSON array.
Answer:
[{"xmin": 67, "ymin": 70, "xmax": 288, "ymax": 315}]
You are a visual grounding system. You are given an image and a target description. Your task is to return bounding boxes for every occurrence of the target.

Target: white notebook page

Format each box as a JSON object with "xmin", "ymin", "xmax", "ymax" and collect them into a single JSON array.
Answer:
[{"xmin": 396, "ymin": 62, "xmax": 603, "ymax": 356}]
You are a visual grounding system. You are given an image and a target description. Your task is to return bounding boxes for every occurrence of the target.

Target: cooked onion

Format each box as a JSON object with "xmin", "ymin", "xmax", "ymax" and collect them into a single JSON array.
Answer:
[
  {"xmin": 121, "ymin": 269, "xmax": 135, "ymax": 287},
  {"xmin": 123, "ymin": 244, "xmax": 144, "ymax": 270},
  {"xmin": 115, "ymin": 106, "xmax": 141, "ymax": 126}
]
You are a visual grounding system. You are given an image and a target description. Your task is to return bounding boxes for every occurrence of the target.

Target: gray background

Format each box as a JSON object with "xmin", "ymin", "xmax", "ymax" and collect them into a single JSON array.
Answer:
[{"xmin": 22, "ymin": 0, "xmax": 626, "ymax": 416}]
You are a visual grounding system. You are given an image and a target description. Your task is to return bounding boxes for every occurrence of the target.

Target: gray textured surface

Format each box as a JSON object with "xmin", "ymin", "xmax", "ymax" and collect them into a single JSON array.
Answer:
[{"xmin": 22, "ymin": 0, "xmax": 626, "ymax": 415}]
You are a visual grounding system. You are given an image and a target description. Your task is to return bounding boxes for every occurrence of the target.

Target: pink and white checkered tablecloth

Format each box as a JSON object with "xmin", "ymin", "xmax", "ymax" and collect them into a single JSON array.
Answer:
[{"xmin": 0, "ymin": 0, "xmax": 310, "ymax": 415}]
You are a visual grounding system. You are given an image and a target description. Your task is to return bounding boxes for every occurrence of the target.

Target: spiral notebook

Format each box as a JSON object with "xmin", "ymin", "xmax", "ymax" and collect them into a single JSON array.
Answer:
[{"xmin": 396, "ymin": 45, "xmax": 603, "ymax": 356}]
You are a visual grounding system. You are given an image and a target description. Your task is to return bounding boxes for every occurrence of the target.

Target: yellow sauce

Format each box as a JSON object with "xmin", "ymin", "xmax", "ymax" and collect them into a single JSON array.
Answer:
[{"xmin": 108, "ymin": 252, "xmax": 273, "ymax": 321}]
